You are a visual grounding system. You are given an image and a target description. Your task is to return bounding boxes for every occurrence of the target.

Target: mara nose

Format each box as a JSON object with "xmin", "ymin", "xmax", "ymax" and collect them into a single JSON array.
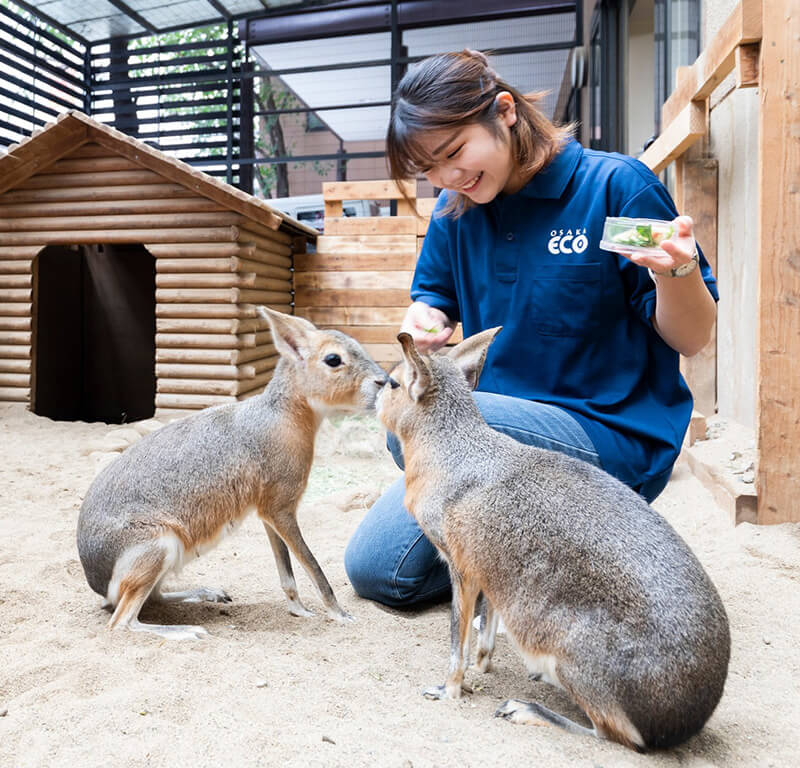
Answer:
[{"xmin": 387, "ymin": 377, "xmax": 399, "ymax": 389}]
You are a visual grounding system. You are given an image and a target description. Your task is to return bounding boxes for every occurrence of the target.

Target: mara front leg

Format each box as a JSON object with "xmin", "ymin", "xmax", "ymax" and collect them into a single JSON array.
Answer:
[
  {"xmin": 261, "ymin": 506, "xmax": 353, "ymax": 622},
  {"xmin": 474, "ymin": 592, "xmax": 499, "ymax": 673},
  {"xmin": 424, "ymin": 566, "xmax": 481, "ymax": 700},
  {"xmin": 262, "ymin": 522, "xmax": 314, "ymax": 618}
]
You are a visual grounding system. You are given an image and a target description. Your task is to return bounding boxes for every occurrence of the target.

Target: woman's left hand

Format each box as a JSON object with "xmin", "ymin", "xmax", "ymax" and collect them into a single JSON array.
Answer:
[{"xmin": 617, "ymin": 215, "xmax": 696, "ymax": 276}]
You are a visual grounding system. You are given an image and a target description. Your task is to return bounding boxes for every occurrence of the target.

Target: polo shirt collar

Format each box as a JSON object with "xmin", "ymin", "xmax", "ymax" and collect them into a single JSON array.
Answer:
[{"xmin": 517, "ymin": 138, "xmax": 582, "ymax": 200}]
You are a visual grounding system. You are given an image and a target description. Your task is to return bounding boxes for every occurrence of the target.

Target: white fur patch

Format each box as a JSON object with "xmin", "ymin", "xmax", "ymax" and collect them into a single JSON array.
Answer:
[{"xmin": 106, "ymin": 535, "xmax": 183, "ymax": 606}]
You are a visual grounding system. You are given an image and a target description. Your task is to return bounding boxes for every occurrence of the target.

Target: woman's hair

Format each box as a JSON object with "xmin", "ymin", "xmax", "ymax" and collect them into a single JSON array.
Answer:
[{"xmin": 386, "ymin": 49, "xmax": 574, "ymax": 216}]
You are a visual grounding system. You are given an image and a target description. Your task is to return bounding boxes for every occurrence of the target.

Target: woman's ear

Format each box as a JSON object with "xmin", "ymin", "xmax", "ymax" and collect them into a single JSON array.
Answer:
[{"xmin": 495, "ymin": 91, "xmax": 517, "ymax": 128}]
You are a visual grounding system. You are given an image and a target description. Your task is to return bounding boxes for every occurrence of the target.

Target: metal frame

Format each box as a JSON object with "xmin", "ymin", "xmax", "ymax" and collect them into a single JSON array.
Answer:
[{"xmin": 1, "ymin": 0, "xmax": 581, "ymax": 192}]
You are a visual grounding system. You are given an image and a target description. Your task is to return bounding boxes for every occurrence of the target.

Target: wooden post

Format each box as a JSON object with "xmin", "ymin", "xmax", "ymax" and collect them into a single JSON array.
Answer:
[
  {"xmin": 756, "ymin": 0, "xmax": 800, "ymax": 524},
  {"xmin": 678, "ymin": 144, "xmax": 719, "ymax": 419}
]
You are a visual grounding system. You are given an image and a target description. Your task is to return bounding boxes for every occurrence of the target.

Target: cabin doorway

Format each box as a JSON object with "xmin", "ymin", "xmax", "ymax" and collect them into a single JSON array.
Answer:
[{"xmin": 33, "ymin": 243, "xmax": 156, "ymax": 423}]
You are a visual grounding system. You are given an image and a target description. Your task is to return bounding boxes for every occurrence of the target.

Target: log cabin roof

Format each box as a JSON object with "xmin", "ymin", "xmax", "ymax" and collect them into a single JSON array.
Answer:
[{"xmin": 0, "ymin": 111, "xmax": 317, "ymax": 240}]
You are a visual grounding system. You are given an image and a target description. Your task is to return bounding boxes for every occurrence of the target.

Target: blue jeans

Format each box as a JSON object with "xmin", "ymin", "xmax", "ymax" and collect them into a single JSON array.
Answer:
[{"xmin": 344, "ymin": 391, "xmax": 603, "ymax": 608}]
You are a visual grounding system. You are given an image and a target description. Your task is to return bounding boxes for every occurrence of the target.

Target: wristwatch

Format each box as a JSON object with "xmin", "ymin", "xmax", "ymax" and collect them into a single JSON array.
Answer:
[{"xmin": 649, "ymin": 249, "xmax": 699, "ymax": 280}]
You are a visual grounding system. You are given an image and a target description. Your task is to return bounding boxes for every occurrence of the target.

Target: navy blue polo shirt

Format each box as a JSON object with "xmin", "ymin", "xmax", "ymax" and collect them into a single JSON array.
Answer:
[{"xmin": 411, "ymin": 138, "xmax": 718, "ymax": 497}]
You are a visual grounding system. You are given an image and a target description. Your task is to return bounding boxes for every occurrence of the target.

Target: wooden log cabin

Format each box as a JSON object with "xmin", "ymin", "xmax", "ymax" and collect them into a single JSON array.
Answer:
[{"xmin": 0, "ymin": 111, "xmax": 315, "ymax": 421}]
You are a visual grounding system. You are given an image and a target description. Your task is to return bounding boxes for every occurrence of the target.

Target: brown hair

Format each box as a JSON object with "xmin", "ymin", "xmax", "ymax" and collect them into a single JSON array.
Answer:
[{"xmin": 386, "ymin": 50, "xmax": 574, "ymax": 216}]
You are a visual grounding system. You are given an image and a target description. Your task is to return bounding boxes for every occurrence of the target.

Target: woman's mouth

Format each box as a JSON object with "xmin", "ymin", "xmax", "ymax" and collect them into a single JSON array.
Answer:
[{"xmin": 460, "ymin": 172, "xmax": 483, "ymax": 193}]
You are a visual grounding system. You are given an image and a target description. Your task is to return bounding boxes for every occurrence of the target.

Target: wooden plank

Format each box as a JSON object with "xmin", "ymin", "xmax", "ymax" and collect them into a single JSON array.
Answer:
[
  {"xmin": 156, "ymin": 318, "xmax": 260, "ymax": 335},
  {"xmin": 0, "ymin": 260, "xmax": 33, "ymax": 274},
  {"xmin": 155, "ymin": 273, "xmax": 289, "ymax": 291},
  {"xmin": 41, "ymin": 156, "xmax": 141, "ymax": 174},
  {"xmin": 156, "ymin": 259, "xmax": 233, "ymax": 274},
  {"xmin": 0, "ymin": 386, "xmax": 29, "ymax": 402},
  {"xmin": 323, "ymin": 179, "xmax": 416, "ymax": 201},
  {"xmin": 0, "ymin": 289, "xmax": 32, "ymax": 302},
  {"xmin": 0, "ymin": 212, "xmax": 241, "ymax": 231},
  {"xmin": 324, "ymin": 200, "xmax": 343, "ymax": 218},
  {"xmin": 294, "ymin": 250, "xmax": 415, "ymax": 271},
  {"xmin": 0, "ymin": 197, "xmax": 227, "ymax": 218},
  {"xmin": 156, "ymin": 303, "xmax": 261, "ymax": 319},
  {"xmin": 0, "ymin": 228, "xmax": 239, "ymax": 246},
  {"xmin": 0, "ymin": 275, "xmax": 31, "ymax": 289},
  {"xmin": 15, "ymin": 169, "xmax": 164, "ymax": 190},
  {"xmin": 0, "ymin": 345, "xmax": 31, "ymax": 359},
  {"xmin": 640, "ymin": 100, "xmax": 707, "ymax": 174},
  {"xmin": 156, "ymin": 331, "xmax": 271, "ymax": 349},
  {"xmin": 294, "ymin": 271, "xmax": 413, "ymax": 291},
  {"xmin": 296, "ymin": 306, "xmax": 407, "ymax": 325},
  {"xmin": 231, "ymin": 258, "xmax": 292, "ymax": 280},
  {"xmin": 0, "ymin": 246, "xmax": 43, "ymax": 259},
  {"xmin": 315, "ymin": 234, "xmax": 417, "ymax": 254},
  {"xmin": 0, "ymin": 317, "xmax": 31, "ymax": 331},
  {"xmin": 0, "ymin": 183, "xmax": 197, "ymax": 205},
  {"xmin": 361, "ymin": 343, "xmax": 402, "ymax": 361},
  {"xmin": 155, "ymin": 392, "xmax": 236, "ymax": 409},
  {"xmin": 294, "ymin": 288, "xmax": 410, "ymax": 308},
  {"xmin": 156, "ymin": 362, "xmax": 265, "ymax": 380},
  {"xmin": 0, "ymin": 373, "xmax": 29, "ymax": 387},
  {"xmin": 146, "ymin": 243, "xmax": 255, "ymax": 259},
  {"xmin": 318, "ymin": 325, "xmax": 402, "ymax": 344},
  {"xmin": 0, "ymin": 303, "xmax": 32, "ymax": 316},
  {"xmin": 63, "ymin": 142, "xmax": 118, "ymax": 159},
  {"xmin": 756, "ymin": 0, "xmax": 800, "ymax": 524},
  {"xmin": 237, "ymin": 231, "xmax": 292, "ymax": 258},
  {"xmin": 0, "ymin": 330, "xmax": 31, "ymax": 345},
  {"xmin": 157, "ymin": 377, "xmax": 239, "ymax": 396},
  {"xmin": 0, "ymin": 358, "xmax": 30, "ymax": 373},
  {"xmin": 324, "ymin": 217, "xmax": 417, "ymax": 236},
  {"xmin": 415, "ymin": 197, "xmax": 437, "ymax": 236},
  {"xmin": 735, "ymin": 43, "xmax": 760, "ymax": 88}
]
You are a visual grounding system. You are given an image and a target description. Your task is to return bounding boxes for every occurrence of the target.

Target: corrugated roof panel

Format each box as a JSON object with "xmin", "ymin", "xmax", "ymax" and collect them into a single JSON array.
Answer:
[
  {"xmin": 219, "ymin": 0, "xmax": 270, "ymax": 12},
  {"xmin": 133, "ymin": 0, "xmax": 220, "ymax": 28}
]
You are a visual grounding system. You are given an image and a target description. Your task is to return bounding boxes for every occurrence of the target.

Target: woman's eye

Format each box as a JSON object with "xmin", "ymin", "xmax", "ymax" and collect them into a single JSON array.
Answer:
[
  {"xmin": 323, "ymin": 353, "xmax": 342, "ymax": 368},
  {"xmin": 447, "ymin": 144, "xmax": 463, "ymax": 159}
]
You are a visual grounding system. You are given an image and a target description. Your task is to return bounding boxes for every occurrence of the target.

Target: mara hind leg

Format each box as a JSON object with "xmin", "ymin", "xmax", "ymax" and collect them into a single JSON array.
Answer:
[
  {"xmin": 153, "ymin": 587, "xmax": 232, "ymax": 604},
  {"xmin": 107, "ymin": 540, "xmax": 208, "ymax": 640},
  {"xmin": 474, "ymin": 593, "xmax": 499, "ymax": 673},
  {"xmin": 261, "ymin": 508, "xmax": 352, "ymax": 622},
  {"xmin": 262, "ymin": 522, "xmax": 315, "ymax": 618}
]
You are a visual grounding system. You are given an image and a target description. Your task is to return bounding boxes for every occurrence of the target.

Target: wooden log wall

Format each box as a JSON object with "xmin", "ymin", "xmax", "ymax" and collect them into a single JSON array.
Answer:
[
  {"xmin": 295, "ymin": 180, "xmax": 460, "ymax": 370},
  {"xmin": 0, "ymin": 142, "xmax": 295, "ymax": 412}
]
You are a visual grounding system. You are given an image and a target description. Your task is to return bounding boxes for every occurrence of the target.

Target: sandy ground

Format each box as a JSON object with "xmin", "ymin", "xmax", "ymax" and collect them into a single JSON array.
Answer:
[{"xmin": 1, "ymin": 401, "xmax": 798, "ymax": 768}]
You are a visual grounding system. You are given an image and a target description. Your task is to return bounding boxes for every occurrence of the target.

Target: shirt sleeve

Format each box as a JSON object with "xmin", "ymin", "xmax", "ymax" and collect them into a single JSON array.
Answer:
[
  {"xmin": 617, "ymin": 177, "xmax": 719, "ymax": 326},
  {"xmin": 410, "ymin": 192, "xmax": 461, "ymax": 322}
]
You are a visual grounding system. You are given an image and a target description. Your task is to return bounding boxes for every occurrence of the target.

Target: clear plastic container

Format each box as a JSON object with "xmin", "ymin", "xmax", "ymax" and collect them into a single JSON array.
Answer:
[{"xmin": 599, "ymin": 216, "xmax": 676, "ymax": 254}]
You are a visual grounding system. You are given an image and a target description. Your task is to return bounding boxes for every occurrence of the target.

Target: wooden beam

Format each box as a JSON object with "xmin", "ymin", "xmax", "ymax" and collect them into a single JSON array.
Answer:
[
  {"xmin": 735, "ymin": 43, "xmax": 760, "ymax": 88},
  {"xmin": 323, "ymin": 180, "xmax": 416, "ymax": 201},
  {"xmin": 640, "ymin": 100, "xmax": 707, "ymax": 174},
  {"xmin": 756, "ymin": 0, "xmax": 800, "ymax": 524},
  {"xmin": 661, "ymin": 0, "xmax": 762, "ymax": 127},
  {"xmin": 323, "ymin": 217, "xmax": 418, "ymax": 236},
  {"xmin": 678, "ymin": 150, "xmax": 719, "ymax": 418}
]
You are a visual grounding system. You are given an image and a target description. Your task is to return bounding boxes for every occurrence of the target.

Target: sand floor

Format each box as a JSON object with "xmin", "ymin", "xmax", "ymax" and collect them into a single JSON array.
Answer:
[{"xmin": 0, "ymin": 402, "xmax": 798, "ymax": 768}]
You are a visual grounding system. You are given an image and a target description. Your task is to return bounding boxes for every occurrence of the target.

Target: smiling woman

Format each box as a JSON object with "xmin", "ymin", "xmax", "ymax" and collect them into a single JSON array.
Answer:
[{"xmin": 343, "ymin": 49, "xmax": 720, "ymax": 610}]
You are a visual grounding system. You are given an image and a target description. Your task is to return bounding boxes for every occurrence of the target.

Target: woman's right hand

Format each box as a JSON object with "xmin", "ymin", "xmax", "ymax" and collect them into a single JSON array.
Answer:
[{"xmin": 400, "ymin": 301, "xmax": 456, "ymax": 353}]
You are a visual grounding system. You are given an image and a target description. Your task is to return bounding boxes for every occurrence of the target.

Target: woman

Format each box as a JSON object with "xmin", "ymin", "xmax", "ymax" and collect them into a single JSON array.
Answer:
[{"xmin": 345, "ymin": 50, "xmax": 718, "ymax": 608}]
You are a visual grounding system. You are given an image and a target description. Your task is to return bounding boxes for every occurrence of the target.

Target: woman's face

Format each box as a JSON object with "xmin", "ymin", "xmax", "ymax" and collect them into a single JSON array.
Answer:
[{"xmin": 415, "ymin": 93, "xmax": 523, "ymax": 203}]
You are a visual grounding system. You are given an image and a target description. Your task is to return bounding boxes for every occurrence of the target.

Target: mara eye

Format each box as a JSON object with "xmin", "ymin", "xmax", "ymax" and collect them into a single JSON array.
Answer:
[{"xmin": 323, "ymin": 353, "xmax": 342, "ymax": 368}]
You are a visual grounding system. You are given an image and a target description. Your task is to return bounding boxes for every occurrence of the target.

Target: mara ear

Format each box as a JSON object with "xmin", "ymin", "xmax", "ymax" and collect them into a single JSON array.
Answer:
[
  {"xmin": 446, "ymin": 326, "xmax": 502, "ymax": 390},
  {"xmin": 397, "ymin": 332, "xmax": 431, "ymax": 402},
  {"xmin": 257, "ymin": 306, "xmax": 317, "ymax": 362}
]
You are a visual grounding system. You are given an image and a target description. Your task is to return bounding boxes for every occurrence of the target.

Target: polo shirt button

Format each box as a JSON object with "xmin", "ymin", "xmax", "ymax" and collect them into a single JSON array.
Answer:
[{"xmin": 506, "ymin": 232, "xmax": 514, "ymax": 241}]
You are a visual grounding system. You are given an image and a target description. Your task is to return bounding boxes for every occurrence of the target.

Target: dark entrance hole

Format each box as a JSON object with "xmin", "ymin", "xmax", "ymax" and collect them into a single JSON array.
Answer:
[{"xmin": 33, "ymin": 243, "xmax": 156, "ymax": 423}]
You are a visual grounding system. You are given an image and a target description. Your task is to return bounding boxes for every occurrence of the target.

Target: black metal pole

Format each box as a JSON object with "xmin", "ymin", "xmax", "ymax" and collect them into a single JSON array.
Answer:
[{"xmin": 225, "ymin": 20, "xmax": 235, "ymax": 185}]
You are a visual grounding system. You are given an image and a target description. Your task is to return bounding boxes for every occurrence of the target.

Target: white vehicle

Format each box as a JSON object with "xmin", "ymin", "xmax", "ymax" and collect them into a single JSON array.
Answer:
[{"xmin": 267, "ymin": 193, "xmax": 382, "ymax": 233}]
